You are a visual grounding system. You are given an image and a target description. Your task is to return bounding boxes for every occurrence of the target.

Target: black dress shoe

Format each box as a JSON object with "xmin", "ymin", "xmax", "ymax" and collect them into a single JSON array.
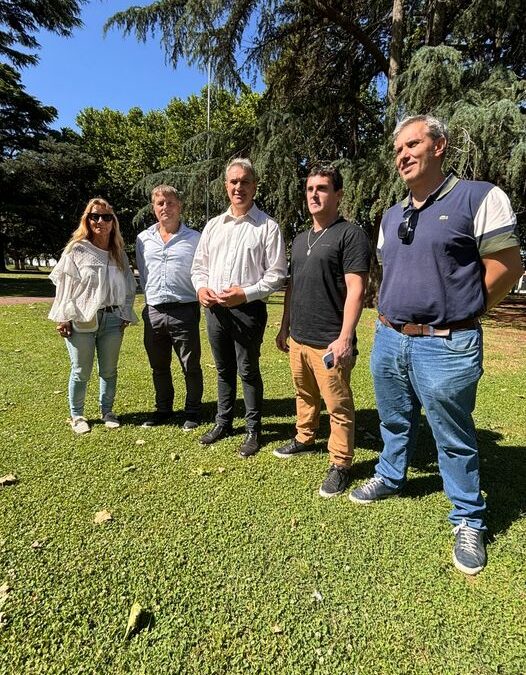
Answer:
[
  {"xmin": 238, "ymin": 431, "xmax": 262, "ymax": 458},
  {"xmin": 199, "ymin": 423, "xmax": 233, "ymax": 445},
  {"xmin": 141, "ymin": 411, "xmax": 173, "ymax": 427}
]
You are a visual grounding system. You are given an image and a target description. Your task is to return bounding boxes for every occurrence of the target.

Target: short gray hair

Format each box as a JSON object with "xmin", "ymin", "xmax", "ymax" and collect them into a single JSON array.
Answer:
[
  {"xmin": 225, "ymin": 157, "xmax": 256, "ymax": 182},
  {"xmin": 151, "ymin": 184, "xmax": 181, "ymax": 203},
  {"xmin": 393, "ymin": 114, "xmax": 449, "ymax": 144}
]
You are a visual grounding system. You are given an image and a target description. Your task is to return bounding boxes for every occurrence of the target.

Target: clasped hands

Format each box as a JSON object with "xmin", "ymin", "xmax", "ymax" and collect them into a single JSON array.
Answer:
[{"xmin": 198, "ymin": 286, "xmax": 247, "ymax": 309}]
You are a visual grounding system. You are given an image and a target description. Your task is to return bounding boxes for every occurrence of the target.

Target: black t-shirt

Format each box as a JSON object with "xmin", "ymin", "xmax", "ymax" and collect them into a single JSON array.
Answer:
[{"xmin": 290, "ymin": 217, "xmax": 371, "ymax": 347}]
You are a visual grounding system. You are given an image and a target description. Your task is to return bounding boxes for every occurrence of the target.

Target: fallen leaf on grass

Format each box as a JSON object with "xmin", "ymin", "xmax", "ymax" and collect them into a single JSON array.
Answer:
[
  {"xmin": 94, "ymin": 509, "xmax": 113, "ymax": 524},
  {"xmin": 31, "ymin": 540, "xmax": 44, "ymax": 550},
  {"xmin": 124, "ymin": 601, "xmax": 153, "ymax": 640},
  {"xmin": 0, "ymin": 584, "xmax": 11, "ymax": 610},
  {"xmin": 14, "ymin": 349, "xmax": 21, "ymax": 353},
  {"xmin": 194, "ymin": 467, "xmax": 211, "ymax": 477},
  {"xmin": 122, "ymin": 465, "xmax": 136, "ymax": 473},
  {"xmin": 272, "ymin": 624, "xmax": 283, "ymax": 634},
  {"xmin": 290, "ymin": 517, "xmax": 298, "ymax": 529},
  {"xmin": 53, "ymin": 390, "xmax": 63, "ymax": 395},
  {"xmin": 0, "ymin": 474, "xmax": 18, "ymax": 488},
  {"xmin": 136, "ymin": 439, "xmax": 145, "ymax": 445},
  {"xmin": 217, "ymin": 467, "xmax": 226, "ymax": 474},
  {"xmin": 311, "ymin": 590, "xmax": 323, "ymax": 603},
  {"xmin": 170, "ymin": 453, "xmax": 180, "ymax": 461}
]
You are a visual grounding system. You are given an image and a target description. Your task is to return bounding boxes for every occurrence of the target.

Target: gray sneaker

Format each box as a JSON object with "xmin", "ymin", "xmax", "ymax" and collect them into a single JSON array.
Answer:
[
  {"xmin": 102, "ymin": 412, "xmax": 120, "ymax": 429},
  {"xmin": 349, "ymin": 476, "xmax": 399, "ymax": 504},
  {"xmin": 452, "ymin": 520, "xmax": 487, "ymax": 575},
  {"xmin": 70, "ymin": 416, "xmax": 90, "ymax": 434}
]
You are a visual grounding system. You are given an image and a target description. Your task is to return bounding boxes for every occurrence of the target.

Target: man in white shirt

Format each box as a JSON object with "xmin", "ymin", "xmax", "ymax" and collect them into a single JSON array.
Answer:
[
  {"xmin": 136, "ymin": 185, "xmax": 203, "ymax": 429},
  {"xmin": 191, "ymin": 158, "xmax": 287, "ymax": 457}
]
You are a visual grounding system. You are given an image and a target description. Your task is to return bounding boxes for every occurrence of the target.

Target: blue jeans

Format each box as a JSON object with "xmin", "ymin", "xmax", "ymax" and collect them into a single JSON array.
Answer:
[
  {"xmin": 370, "ymin": 320, "xmax": 486, "ymax": 530},
  {"xmin": 65, "ymin": 310, "xmax": 124, "ymax": 417}
]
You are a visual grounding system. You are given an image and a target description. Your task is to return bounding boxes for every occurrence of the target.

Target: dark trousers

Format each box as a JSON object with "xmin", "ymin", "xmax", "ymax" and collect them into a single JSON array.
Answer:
[
  {"xmin": 143, "ymin": 303, "xmax": 203, "ymax": 417},
  {"xmin": 205, "ymin": 301, "xmax": 267, "ymax": 432}
]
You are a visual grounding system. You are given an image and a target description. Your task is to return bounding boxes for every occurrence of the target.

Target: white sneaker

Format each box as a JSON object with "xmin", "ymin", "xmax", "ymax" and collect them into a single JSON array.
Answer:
[
  {"xmin": 71, "ymin": 416, "xmax": 90, "ymax": 434},
  {"xmin": 102, "ymin": 412, "xmax": 120, "ymax": 429}
]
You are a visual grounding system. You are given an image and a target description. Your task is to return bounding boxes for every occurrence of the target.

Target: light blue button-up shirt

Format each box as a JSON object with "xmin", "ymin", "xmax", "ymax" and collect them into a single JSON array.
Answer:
[{"xmin": 136, "ymin": 223, "xmax": 201, "ymax": 305}]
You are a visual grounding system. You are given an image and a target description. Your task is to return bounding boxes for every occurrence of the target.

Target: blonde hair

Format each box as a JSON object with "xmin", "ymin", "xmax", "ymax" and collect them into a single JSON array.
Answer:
[
  {"xmin": 65, "ymin": 197, "xmax": 126, "ymax": 270},
  {"xmin": 151, "ymin": 184, "xmax": 181, "ymax": 203}
]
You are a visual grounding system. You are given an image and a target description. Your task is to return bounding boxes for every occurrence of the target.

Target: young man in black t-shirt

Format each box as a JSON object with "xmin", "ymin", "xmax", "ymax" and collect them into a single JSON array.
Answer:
[{"xmin": 275, "ymin": 165, "xmax": 371, "ymax": 497}]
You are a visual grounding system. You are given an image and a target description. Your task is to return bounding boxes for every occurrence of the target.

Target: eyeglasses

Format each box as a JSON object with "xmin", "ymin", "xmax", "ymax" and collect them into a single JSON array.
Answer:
[
  {"xmin": 397, "ymin": 207, "xmax": 418, "ymax": 244},
  {"xmin": 88, "ymin": 213, "xmax": 114, "ymax": 223}
]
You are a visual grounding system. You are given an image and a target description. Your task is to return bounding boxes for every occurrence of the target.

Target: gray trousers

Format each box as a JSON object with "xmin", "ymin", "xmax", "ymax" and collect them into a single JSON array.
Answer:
[{"xmin": 143, "ymin": 302, "xmax": 203, "ymax": 417}]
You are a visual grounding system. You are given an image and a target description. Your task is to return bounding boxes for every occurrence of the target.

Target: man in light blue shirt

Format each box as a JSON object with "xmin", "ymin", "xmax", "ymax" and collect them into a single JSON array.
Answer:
[{"xmin": 136, "ymin": 185, "xmax": 203, "ymax": 429}]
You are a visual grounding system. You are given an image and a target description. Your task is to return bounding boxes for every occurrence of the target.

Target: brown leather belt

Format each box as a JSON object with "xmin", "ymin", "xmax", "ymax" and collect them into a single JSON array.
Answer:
[{"xmin": 378, "ymin": 314, "xmax": 480, "ymax": 337}]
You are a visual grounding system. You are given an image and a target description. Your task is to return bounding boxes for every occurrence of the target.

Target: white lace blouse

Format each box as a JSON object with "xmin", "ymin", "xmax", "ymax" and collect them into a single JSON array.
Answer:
[{"xmin": 48, "ymin": 240, "xmax": 138, "ymax": 324}]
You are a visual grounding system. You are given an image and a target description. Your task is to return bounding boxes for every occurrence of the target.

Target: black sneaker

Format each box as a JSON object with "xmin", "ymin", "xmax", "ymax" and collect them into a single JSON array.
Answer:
[
  {"xmin": 452, "ymin": 520, "xmax": 487, "ymax": 575},
  {"xmin": 141, "ymin": 411, "xmax": 173, "ymax": 427},
  {"xmin": 238, "ymin": 431, "xmax": 262, "ymax": 458},
  {"xmin": 199, "ymin": 423, "xmax": 233, "ymax": 445},
  {"xmin": 319, "ymin": 464, "xmax": 352, "ymax": 498},
  {"xmin": 273, "ymin": 438, "xmax": 316, "ymax": 459}
]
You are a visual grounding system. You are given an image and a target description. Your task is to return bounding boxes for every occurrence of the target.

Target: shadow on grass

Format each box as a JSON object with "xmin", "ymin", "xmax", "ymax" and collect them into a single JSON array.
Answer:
[
  {"xmin": 361, "ymin": 415, "xmax": 526, "ymax": 537},
  {"xmin": 0, "ymin": 272, "xmax": 55, "ymax": 297},
  {"xmin": 120, "ymin": 397, "xmax": 525, "ymax": 535}
]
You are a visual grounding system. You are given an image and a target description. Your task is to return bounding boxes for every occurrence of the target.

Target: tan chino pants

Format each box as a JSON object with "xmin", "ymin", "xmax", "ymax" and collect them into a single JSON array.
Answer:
[{"xmin": 289, "ymin": 337, "xmax": 356, "ymax": 468}]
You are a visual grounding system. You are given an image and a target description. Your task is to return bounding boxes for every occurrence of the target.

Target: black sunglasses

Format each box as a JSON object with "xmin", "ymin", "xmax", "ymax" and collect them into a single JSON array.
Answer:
[
  {"xmin": 88, "ymin": 213, "xmax": 114, "ymax": 223},
  {"xmin": 397, "ymin": 207, "xmax": 418, "ymax": 244}
]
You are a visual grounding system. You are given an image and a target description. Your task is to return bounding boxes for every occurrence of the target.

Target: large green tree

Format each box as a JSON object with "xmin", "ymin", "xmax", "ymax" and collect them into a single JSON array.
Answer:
[
  {"xmin": 106, "ymin": 1, "xmax": 526, "ymax": 279},
  {"xmin": 0, "ymin": 64, "xmax": 56, "ymax": 159},
  {"xmin": 0, "ymin": 0, "xmax": 87, "ymax": 270},
  {"xmin": 76, "ymin": 87, "xmax": 261, "ymax": 242},
  {"xmin": 0, "ymin": 0, "xmax": 85, "ymax": 67},
  {"xmin": 0, "ymin": 132, "xmax": 99, "ymax": 266}
]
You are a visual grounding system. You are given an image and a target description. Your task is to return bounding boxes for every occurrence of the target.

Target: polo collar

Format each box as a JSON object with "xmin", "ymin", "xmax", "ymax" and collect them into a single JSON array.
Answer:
[{"xmin": 402, "ymin": 173, "xmax": 459, "ymax": 208}]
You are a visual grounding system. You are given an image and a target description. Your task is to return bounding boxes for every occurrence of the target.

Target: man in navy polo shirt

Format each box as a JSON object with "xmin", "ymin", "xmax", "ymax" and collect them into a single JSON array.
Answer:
[{"xmin": 349, "ymin": 114, "xmax": 523, "ymax": 575}]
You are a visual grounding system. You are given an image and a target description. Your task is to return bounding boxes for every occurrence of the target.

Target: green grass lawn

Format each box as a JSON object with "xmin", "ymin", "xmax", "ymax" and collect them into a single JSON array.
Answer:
[
  {"xmin": 0, "ymin": 269, "xmax": 55, "ymax": 297},
  {"xmin": 0, "ymin": 288, "xmax": 525, "ymax": 674}
]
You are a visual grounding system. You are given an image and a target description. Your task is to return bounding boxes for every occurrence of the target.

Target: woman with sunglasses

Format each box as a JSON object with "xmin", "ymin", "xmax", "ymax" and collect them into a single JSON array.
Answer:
[{"xmin": 49, "ymin": 198, "xmax": 137, "ymax": 434}]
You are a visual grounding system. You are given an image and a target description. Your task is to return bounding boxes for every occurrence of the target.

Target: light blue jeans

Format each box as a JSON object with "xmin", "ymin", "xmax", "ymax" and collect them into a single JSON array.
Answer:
[
  {"xmin": 370, "ymin": 320, "xmax": 486, "ymax": 530},
  {"xmin": 65, "ymin": 310, "xmax": 124, "ymax": 418}
]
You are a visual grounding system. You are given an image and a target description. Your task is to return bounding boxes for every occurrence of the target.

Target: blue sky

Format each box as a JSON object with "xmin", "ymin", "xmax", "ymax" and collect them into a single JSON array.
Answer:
[{"xmin": 21, "ymin": 0, "xmax": 210, "ymax": 131}]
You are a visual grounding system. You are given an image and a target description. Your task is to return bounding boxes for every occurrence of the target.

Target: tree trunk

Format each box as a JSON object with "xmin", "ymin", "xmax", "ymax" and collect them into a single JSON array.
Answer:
[
  {"xmin": 0, "ymin": 232, "xmax": 6, "ymax": 272},
  {"xmin": 388, "ymin": 0, "xmax": 404, "ymax": 104},
  {"xmin": 425, "ymin": 0, "xmax": 447, "ymax": 45},
  {"xmin": 364, "ymin": 214, "xmax": 383, "ymax": 308}
]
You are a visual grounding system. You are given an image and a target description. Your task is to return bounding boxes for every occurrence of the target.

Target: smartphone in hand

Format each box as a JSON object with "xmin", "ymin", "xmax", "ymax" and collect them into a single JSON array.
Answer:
[{"xmin": 322, "ymin": 351, "xmax": 334, "ymax": 369}]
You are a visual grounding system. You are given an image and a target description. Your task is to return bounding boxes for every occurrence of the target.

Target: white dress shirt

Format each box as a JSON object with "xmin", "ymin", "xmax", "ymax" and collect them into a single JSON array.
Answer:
[{"xmin": 191, "ymin": 203, "xmax": 287, "ymax": 303}]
